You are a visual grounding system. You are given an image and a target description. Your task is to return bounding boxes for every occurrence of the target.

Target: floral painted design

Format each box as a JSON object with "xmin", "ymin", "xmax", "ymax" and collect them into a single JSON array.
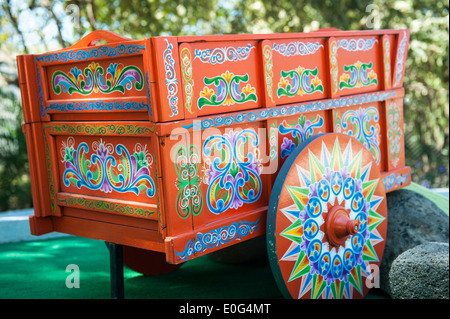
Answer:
[
  {"xmin": 335, "ymin": 107, "xmax": 381, "ymax": 165},
  {"xmin": 339, "ymin": 61, "xmax": 378, "ymax": 90},
  {"xmin": 163, "ymin": 39, "xmax": 179, "ymax": 117},
  {"xmin": 175, "ymin": 217, "xmax": 261, "ymax": 262},
  {"xmin": 37, "ymin": 43, "xmax": 145, "ymax": 64},
  {"xmin": 193, "ymin": 44, "xmax": 255, "ymax": 64},
  {"xmin": 57, "ymin": 196, "xmax": 155, "ymax": 218},
  {"xmin": 337, "ymin": 38, "xmax": 378, "ymax": 52},
  {"xmin": 61, "ymin": 137, "xmax": 155, "ymax": 197},
  {"xmin": 383, "ymin": 170, "xmax": 410, "ymax": 192},
  {"xmin": 383, "ymin": 37, "xmax": 391, "ymax": 89},
  {"xmin": 174, "ymin": 144, "xmax": 203, "ymax": 219},
  {"xmin": 279, "ymin": 137, "xmax": 385, "ymax": 298},
  {"xmin": 277, "ymin": 66, "xmax": 323, "ymax": 98},
  {"xmin": 272, "ymin": 41, "xmax": 323, "ymax": 56},
  {"xmin": 329, "ymin": 39, "xmax": 339, "ymax": 95},
  {"xmin": 394, "ymin": 31, "xmax": 407, "ymax": 87},
  {"xmin": 180, "ymin": 47, "xmax": 194, "ymax": 114},
  {"xmin": 202, "ymin": 129, "xmax": 263, "ymax": 214},
  {"xmin": 197, "ymin": 71, "xmax": 257, "ymax": 109},
  {"xmin": 263, "ymin": 44, "xmax": 275, "ymax": 103},
  {"xmin": 52, "ymin": 62, "xmax": 144, "ymax": 96},
  {"xmin": 181, "ymin": 90, "xmax": 397, "ymax": 131},
  {"xmin": 279, "ymin": 114, "xmax": 324, "ymax": 159},
  {"xmin": 387, "ymin": 101, "xmax": 402, "ymax": 167},
  {"xmin": 269, "ymin": 121, "xmax": 278, "ymax": 161}
]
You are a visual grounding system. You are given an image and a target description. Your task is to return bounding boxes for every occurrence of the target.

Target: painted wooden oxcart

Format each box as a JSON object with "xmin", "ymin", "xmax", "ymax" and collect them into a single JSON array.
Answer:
[{"xmin": 17, "ymin": 28, "xmax": 411, "ymax": 299}]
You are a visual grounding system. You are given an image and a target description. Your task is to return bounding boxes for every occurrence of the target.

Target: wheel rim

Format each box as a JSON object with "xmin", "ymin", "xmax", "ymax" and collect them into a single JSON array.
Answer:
[{"xmin": 267, "ymin": 133, "xmax": 387, "ymax": 299}]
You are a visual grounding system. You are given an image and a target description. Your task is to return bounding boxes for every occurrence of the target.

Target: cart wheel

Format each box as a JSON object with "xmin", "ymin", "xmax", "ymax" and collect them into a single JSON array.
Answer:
[
  {"xmin": 123, "ymin": 246, "xmax": 183, "ymax": 276},
  {"xmin": 267, "ymin": 133, "xmax": 387, "ymax": 299}
]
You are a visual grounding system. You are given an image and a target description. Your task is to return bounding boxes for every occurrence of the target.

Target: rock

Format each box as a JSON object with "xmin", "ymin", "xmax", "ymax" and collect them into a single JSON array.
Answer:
[
  {"xmin": 389, "ymin": 242, "xmax": 449, "ymax": 299},
  {"xmin": 380, "ymin": 189, "xmax": 449, "ymax": 295}
]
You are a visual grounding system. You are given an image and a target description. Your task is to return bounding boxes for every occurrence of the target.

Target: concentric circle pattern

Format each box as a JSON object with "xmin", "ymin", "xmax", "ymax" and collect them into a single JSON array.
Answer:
[{"xmin": 269, "ymin": 134, "xmax": 387, "ymax": 299}]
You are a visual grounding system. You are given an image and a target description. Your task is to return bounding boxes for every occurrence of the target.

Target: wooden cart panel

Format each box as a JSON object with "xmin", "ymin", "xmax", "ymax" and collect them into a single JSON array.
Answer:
[
  {"xmin": 384, "ymin": 98, "xmax": 405, "ymax": 170},
  {"xmin": 42, "ymin": 122, "xmax": 159, "ymax": 221},
  {"xmin": 194, "ymin": 122, "xmax": 270, "ymax": 229},
  {"xmin": 179, "ymin": 40, "xmax": 262, "ymax": 118},
  {"xmin": 266, "ymin": 110, "xmax": 330, "ymax": 183},
  {"xmin": 31, "ymin": 39, "xmax": 155, "ymax": 122},
  {"xmin": 332, "ymin": 102, "xmax": 385, "ymax": 171},
  {"xmin": 152, "ymin": 37, "xmax": 185, "ymax": 122},
  {"xmin": 264, "ymin": 38, "xmax": 327, "ymax": 106},
  {"xmin": 329, "ymin": 36, "xmax": 382, "ymax": 98}
]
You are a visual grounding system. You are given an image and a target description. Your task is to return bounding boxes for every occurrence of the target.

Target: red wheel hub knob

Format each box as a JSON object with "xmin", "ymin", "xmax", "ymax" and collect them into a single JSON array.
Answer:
[{"xmin": 325, "ymin": 206, "xmax": 359, "ymax": 247}]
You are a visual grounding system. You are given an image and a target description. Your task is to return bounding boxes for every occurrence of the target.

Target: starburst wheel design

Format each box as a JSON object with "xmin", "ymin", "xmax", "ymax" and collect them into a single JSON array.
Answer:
[{"xmin": 267, "ymin": 133, "xmax": 387, "ymax": 299}]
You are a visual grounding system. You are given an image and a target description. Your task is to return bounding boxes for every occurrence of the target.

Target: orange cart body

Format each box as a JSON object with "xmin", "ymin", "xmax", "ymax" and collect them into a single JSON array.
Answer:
[{"xmin": 17, "ymin": 29, "xmax": 410, "ymax": 266}]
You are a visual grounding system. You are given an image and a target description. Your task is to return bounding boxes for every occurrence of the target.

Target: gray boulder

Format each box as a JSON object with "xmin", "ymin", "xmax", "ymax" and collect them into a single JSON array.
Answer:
[
  {"xmin": 389, "ymin": 242, "xmax": 449, "ymax": 299},
  {"xmin": 380, "ymin": 189, "xmax": 449, "ymax": 295}
]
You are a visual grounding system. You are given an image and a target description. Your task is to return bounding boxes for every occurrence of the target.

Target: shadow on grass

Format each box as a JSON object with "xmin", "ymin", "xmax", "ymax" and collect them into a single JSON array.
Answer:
[{"xmin": 125, "ymin": 253, "xmax": 282, "ymax": 299}]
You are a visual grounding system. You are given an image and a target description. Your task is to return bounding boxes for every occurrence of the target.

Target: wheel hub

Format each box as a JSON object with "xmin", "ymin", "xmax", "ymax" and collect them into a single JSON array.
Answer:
[{"xmin": 325, "ymin": 205, "xmax": 359, "ymax": 247}]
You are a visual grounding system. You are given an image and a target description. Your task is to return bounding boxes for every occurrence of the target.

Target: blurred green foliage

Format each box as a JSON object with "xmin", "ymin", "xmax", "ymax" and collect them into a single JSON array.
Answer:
[
  {"xmin": 0, "ymin": 0, "xmax": 448, "ymax": 211},
  {"xmin": 0, "ymin": 86, "xmax": 32, "ymax": 211}
]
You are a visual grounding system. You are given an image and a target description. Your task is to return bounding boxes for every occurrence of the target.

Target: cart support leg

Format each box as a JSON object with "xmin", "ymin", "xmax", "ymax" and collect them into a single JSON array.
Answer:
[{"xmin": 106, "ymin": 242, "xmax": 124, "ymax": 299}]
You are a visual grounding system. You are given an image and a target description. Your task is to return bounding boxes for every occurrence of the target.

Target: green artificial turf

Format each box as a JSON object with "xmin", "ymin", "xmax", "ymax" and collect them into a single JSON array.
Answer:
[
  {"xmin": 0, "ymin": 236, "xmax": 392, "ymax": 300},
  {"xmin": 0, "ymin": 182, "xmax": 446, "ymax": 300},
  {"xmin": 0, "ymin": 236, "xmax": 283, "ymax": 299}
]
